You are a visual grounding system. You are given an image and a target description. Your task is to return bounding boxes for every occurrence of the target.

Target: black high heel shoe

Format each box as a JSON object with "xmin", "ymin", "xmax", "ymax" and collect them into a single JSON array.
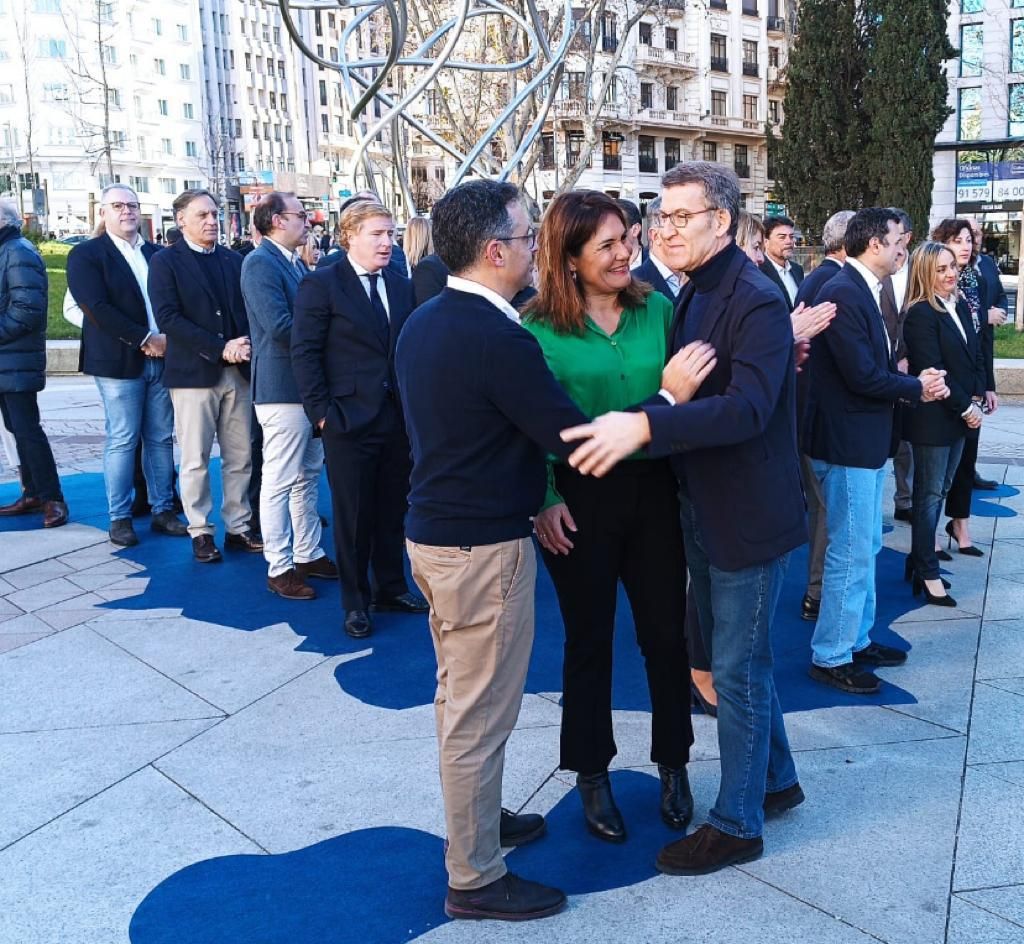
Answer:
[
  {"xmin": 690, "ymin": 681, "xmax": 718, "ymax": 718},
  {"xmin": 946, "ymin": 520, "xmax": 985, "ymax": 558},
  {"xmin": 904, "ymin": 557, "xmax": 950, "ymax": 589},
  {"xmin": 912, "ymin": 574, "xmax": 957, "ymax": 607}
]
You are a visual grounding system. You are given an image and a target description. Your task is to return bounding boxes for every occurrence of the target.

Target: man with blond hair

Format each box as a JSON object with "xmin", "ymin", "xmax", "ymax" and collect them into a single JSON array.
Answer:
[{"xmin": 292, "ymin": 199, "xmax": 426, "ymax": 639}]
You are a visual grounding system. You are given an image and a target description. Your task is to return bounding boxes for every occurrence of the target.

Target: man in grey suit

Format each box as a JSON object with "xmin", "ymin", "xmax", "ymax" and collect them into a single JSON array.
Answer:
[{"xmin": 241, "ymin": 192, "xmax": 337, "ymax": 600}]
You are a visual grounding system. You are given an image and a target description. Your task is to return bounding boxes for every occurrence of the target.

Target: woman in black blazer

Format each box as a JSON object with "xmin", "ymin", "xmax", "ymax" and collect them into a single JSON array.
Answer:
[
  {"xmin": 931, "ymin": 219, "xmax": 993, "ymax": 556},
  {"xmin": 903, "ymin": 242, "xmax": 987, "ymax": 607}
]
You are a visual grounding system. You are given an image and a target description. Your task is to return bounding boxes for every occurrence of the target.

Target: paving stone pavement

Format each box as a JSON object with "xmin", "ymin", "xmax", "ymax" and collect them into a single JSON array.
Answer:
[{"xmin": 1, "ymin": 377, "xmax": 1023, "ymax": 944}]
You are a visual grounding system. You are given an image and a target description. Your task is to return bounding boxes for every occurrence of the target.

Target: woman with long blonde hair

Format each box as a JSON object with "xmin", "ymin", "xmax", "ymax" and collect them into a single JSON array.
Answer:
[
  {"xmin": 403, "ymin": 216, "xmax": 433, "ymax": 269},
  {"xmin": 901, "ymin": 241, "xmax": 987, "ymax": 606}
]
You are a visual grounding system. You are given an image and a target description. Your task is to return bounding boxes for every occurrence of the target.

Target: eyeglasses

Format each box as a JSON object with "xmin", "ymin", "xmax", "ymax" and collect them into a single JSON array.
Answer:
[
  {"xmin": 656, "ymin": 207, "xmax": 717, "ymax": 231},
  {"xmin": 497, "ymin": 227, "xmax": 538, "ymax": 249},
  {"xmin": 105, "ymin": 201, "xmax": 140, "ymax": 213},
  {"xmin": 277, "ymin": 211, "xmax": 310, "ymax": 222}
]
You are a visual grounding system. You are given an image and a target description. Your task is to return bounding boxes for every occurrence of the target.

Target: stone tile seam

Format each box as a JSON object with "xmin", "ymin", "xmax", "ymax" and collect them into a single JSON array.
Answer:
[
  {"xmin": 148, "ymin": 763, "xmax": 271, "ymax": 856},
  {"xmin": 0, "ymin": 715, "xmax": 226, "ymax": 737},
  {"xmin": 950, "ymin": 893, "xmax": 1024, "ymax": 931},
  {"xmin": 86, "ymin": 625, "xmax": 231, "ymax": 717},
  {"xmin": 731, "ymin": 865, "xmax": 892, "ymax": 943},
  {"xmin": 0, "ymin": 717, "xmax": 223, "ymax": 855},
  {"xmin": 0, "ymin": 536, "xmax": 110, "ymax": 578}
]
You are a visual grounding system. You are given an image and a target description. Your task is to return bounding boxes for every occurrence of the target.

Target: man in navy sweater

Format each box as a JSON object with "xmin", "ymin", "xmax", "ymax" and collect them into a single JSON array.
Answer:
[{"xmin": 395, "ymin": 181, "xmax": 588, "ymax": 922}]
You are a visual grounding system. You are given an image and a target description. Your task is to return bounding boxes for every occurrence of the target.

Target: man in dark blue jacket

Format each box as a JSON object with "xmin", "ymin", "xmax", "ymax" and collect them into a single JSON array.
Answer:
[
  {"xmin": 396, "ymin": 180, "xmax": 592, "ymax": 922},
  {"xmin": 562, "ymin": 162, "xmax": 807, "ymax": 876},
  {"xmin": 242, "ymin": 191, "xmax": 336, "ymax": 601},
  {"xmin": 147, "ymin": 189, "xmax": 262, "ymax": 564},
  {"xmin": 803, "ymin": 208, "xmax": 949, "ymax": 694},
  {"xmin": 67, "ymin": 185, "xmax": 187, "ymax": 547},
  {"xmin": 792, "ymin": 209, "xmax": 853, "ymax": 623},
  {"xmin": 0, "ymin": 199, "xmax": 67, "ymax": 527},
  {"xmin": 633, "ymin": 197, "xmax": 685, "ymax": 302}
]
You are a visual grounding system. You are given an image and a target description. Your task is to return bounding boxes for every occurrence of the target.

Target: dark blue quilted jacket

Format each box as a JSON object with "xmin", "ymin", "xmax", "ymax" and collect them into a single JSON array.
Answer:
[{"xmin": 0, "ymin": 225, "xmax": 48, "ymax": 393}]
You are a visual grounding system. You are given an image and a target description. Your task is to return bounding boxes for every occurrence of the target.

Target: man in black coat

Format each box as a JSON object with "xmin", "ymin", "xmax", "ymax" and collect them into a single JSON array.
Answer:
[
  {"xmin": 0, "ymin": 199, "xmax": 67, "ymax": 527},
  {"xmin": 562, "ymin": 162, "xmax": 808, "ymax": 875},
  {"xmin": 759, "ymin": 214, "xmax": 804, "ymax": 310},
  {"xmin": 67, "ymin": 185, "xmax": 187, "ymax": 547},
  {"xmin": 147, "ymin": 189, "xmax": 262, "ymax": 564},
  {"xmin": 291, "ymin": 200, "xmax": 427, "ymax": 639}
]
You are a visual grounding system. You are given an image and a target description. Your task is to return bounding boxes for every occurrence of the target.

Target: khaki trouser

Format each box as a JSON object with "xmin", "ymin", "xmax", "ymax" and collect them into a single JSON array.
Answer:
[
  {"xmin": 169, "ymin": 367, "xmax": 253, "ymax": 538},
  {"xmin": 408, "ymin": 537, "xmax": 536, "ymax": 891}
]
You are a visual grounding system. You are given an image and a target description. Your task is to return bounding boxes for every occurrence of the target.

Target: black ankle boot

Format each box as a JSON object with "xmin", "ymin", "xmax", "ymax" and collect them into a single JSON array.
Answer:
[
  {"xmin": 658, "ymin": 764, "xmax": 694, "ymax": 830},
  {"xmin": 576, "ymin": 771, "xmax": 626, "ymax": 843}
]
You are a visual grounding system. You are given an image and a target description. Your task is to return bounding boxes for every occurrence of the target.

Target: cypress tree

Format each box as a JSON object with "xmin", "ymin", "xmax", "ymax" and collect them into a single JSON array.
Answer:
[
  {"xmin": 775, "ymin": 0, "xmax": 867, "ymax": 240},
  {"xmin": 859, "ymin": 0, "xmax": 956, "ymax": 236}
]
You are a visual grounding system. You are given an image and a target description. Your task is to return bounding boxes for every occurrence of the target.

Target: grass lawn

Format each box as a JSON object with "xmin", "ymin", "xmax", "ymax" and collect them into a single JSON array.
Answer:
[
  {"xmin": 994, "ymin": 324, "xmax": 1024, "ymax": 359},
  {"xmin": 41, "ymin": 241, "xmax": 80, "ymax": 341}
]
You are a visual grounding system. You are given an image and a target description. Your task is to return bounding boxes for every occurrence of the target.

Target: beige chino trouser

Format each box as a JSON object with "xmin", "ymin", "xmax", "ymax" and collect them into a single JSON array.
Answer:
[
  {"xmin": 168, "ymin": 367, "xmax": 253, "ymax": 538},
  {"xmin": 407, "ymin": 536, "xmax": 536, "ymax": 891}
]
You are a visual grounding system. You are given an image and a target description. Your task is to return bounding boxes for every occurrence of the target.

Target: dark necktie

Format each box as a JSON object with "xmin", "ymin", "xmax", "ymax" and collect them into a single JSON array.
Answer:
[
  {"xmin": 366, "ymin": 272, "xmax": 389, "ymax": 337},
  {"xmin": 879, "ymin": 275, "xmax": 900, "ymax": 361}
]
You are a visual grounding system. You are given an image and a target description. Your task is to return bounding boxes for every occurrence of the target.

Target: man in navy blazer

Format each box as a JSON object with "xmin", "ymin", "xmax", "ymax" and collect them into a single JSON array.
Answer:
[
  {"xmin": 148, "ymin": 188, "xmax": 262, "ymax": 564},
  {"xmin": 791, "ymin": 209, "xmax": 853, "ymax": 624},
  {"xmin": 291, "ymin": 200, "xmax": 426, "ymax": 640},
  {"xmin": 67, "ymin": 185, "xmax": 187, "ymax": 547},
  {"xmin": 803, "ymin": 208, "xmax": 949, "ymax": 695},
  {"xmin": 241, "ymin": 192, "xmax": 337, "ymax": 602},
  {"xmin": 316, "ymin": 192, "xmax": 409, "ymax": 278},
  {"xmin": 633, "ymin": 197, "xmax": 685, "ymax": 303},
  {"xmin": 759, "ymin": 215, "xmax": 804, "ymax": 310},
  {"xmin": 562, "ymin": 162, "xmax": 808, "ymax": 876}
]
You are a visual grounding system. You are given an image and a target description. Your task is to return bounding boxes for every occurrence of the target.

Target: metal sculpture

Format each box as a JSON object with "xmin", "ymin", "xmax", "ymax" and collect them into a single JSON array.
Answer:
[{"xmin": 272, "ymin": 0, "xmax": 573, "ymax": 196}]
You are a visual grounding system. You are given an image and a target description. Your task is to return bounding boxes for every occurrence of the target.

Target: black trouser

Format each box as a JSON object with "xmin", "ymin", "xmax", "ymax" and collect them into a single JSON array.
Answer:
[
  {"xmin": 685, "ymin": 590, "xmax": 711, "ymax": 672},
  {"xmin": 321, "ymin": 401, "xmax": 411, "ymax": 612},
  {"xmin": 541, "ymin": 459, "xmax": 693, "ymax": 775},
  {"xmin": 944, "ymin": 426, "xmax": 979, "ymax": 520},
  {"xmin": 0, "ymin": 391, "xmax": 62, "ymax": 502}
]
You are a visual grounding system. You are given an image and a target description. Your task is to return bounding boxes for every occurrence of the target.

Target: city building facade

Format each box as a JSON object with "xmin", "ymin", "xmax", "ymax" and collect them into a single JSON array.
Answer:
[{"xmin": 933, "ymin": 0, "xmax": 1024, "ymax": 272}]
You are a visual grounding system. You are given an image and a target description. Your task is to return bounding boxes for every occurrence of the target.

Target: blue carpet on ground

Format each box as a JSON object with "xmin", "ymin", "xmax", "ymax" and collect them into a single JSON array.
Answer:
[{"xmin": 128, "ymin": 769, "xmax": 671, "ymax": 944}]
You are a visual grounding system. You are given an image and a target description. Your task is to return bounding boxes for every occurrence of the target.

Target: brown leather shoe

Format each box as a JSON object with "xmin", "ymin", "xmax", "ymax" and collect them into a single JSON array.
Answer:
[
  {"xmin": 0, "ymin": 493, "xmax": 43, "ymax": 516},
  {"xmin": 42, "ymin": 500, "xmax": 69, "ymax": 528},
  {"xmin": 267, "ymin": 569, "xmax": 315, "ymax": 600},
  {"xmin": 225, "ymin": 530, "xmax": 264, "ymax": 553},
  {"xmin": 656, "ymin": 823, "xmax": 764, "ymax": 876},
  {"xmin": 192, "ymin": 534, "xmax": 223, "ymax": 563},
  {"xmin": 295, "ymin": 556, "xmax": 338, "ymax": 580}
]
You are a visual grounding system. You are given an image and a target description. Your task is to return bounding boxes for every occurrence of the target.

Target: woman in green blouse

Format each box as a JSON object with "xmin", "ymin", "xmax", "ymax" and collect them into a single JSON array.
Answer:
[{"xmin": 523, "ymin": 191, "xmax": 707, "ymax": 844}]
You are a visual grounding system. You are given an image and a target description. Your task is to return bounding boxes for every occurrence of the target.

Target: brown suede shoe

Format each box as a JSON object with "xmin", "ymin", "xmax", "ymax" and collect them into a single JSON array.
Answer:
[
  {"xmin": 42, "ymin": 500, "xmax": 69, "ymax": 528},
  {"xmin": 656, "ymin": 823, "xmax": 764, "ymax": 876},
  {"xmin": 267, "ymin": 569, "xmax": 315, "ymax": 600},
  {"xmin": 0, "ymin": 493, "xmax": 43, "ymax": 516},
  {"xmin": 294, "ymin": 556, "xmax": 339, "ymax": 580},
  {"xmin": 225, "ymin": 530, "xmax": 264, "ymax": 553},
  {"xmin": 192, "ymin": 534, "xmax": 223, "ymax": 563}
]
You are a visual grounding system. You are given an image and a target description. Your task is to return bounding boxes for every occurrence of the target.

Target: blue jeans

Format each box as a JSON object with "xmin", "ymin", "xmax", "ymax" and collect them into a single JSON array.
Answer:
[
  {"xmin": 680, "ymin": 492, "xmax": 798, "ymax": 839},
  {"xmin": 810, "ymin": 461, "xmax": 886, "ymax": 668},
  {"xmin": 94, "ymin": 359, "xmax": 175, "ymax": 521},
  {"xmin": 910, "ymin": 439, "xmax": 965, "ymax": 580}
]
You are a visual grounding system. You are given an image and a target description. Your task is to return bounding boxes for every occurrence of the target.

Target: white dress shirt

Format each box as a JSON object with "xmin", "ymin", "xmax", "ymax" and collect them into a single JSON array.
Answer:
[
  {"xmin": 447, "ymin": 275, "xmax": 521, "ymax": 324},
  {"xmin": 349, "ymin": 257, "xmax": 390, "ymax": 318},
  {"xmin": 650, "ymin": 251, "xmax": 682, "ymax": 297},
  {"xmin": 184, "ymin": 236, "xmax": 215, "ymax": 255},
  {"xmin": 891, "ymin": 260, "xmax": 909, "ymax": 312},
  {"xmin": 767, "ymin": 255, "xmax": 799, "ymax": 306},
  {"xmin": 940, "ymin": 295, "xmax": 969, "ymax": 344},
  {"xmin": 266, "ymin": 236, "xmax": 302, "ymax": 269},
  {"xmin": 846, "ymin": 256, "xmax": 891, "ymax": 356},
  {"xmin": 107, "ymin": 231, "xmax": 159, "ymax": 334}
]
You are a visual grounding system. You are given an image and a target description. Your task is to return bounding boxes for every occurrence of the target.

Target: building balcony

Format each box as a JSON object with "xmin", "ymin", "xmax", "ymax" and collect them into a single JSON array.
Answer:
[
  {"xmin": 551, "ymin": 100, "xmax": 631, "ymax": 122},
  {"xmin": 635, "ymin": 44, "xmax": 698, "ymax": 74},
  {"xmin": 767, "ymin": 15, "xmax": 786, "ymax": 33},
  {"xmin": 703, "ymin": 114, "xmax": 765, "ymax": 136},
  {"xmin": 710, "ymin": 56, "xmax": 729, "ymax": 73},
  {"xmin": 636, "ymin": 107, "xmax": 699, "ymax": 128},
  {"xmin": 767, "ymin": 65, "xmax": 787, "ymax": 91},
  {"xmin": 742, "ymin": 62, "xmax": 759, "ymax": 77}
]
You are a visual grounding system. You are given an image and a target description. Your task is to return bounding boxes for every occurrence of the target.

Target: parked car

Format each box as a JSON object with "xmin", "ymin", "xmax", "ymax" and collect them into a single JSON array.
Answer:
[{"xmin": 58, "ymin": 234, "xmax": 90, "ymax": 245}]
